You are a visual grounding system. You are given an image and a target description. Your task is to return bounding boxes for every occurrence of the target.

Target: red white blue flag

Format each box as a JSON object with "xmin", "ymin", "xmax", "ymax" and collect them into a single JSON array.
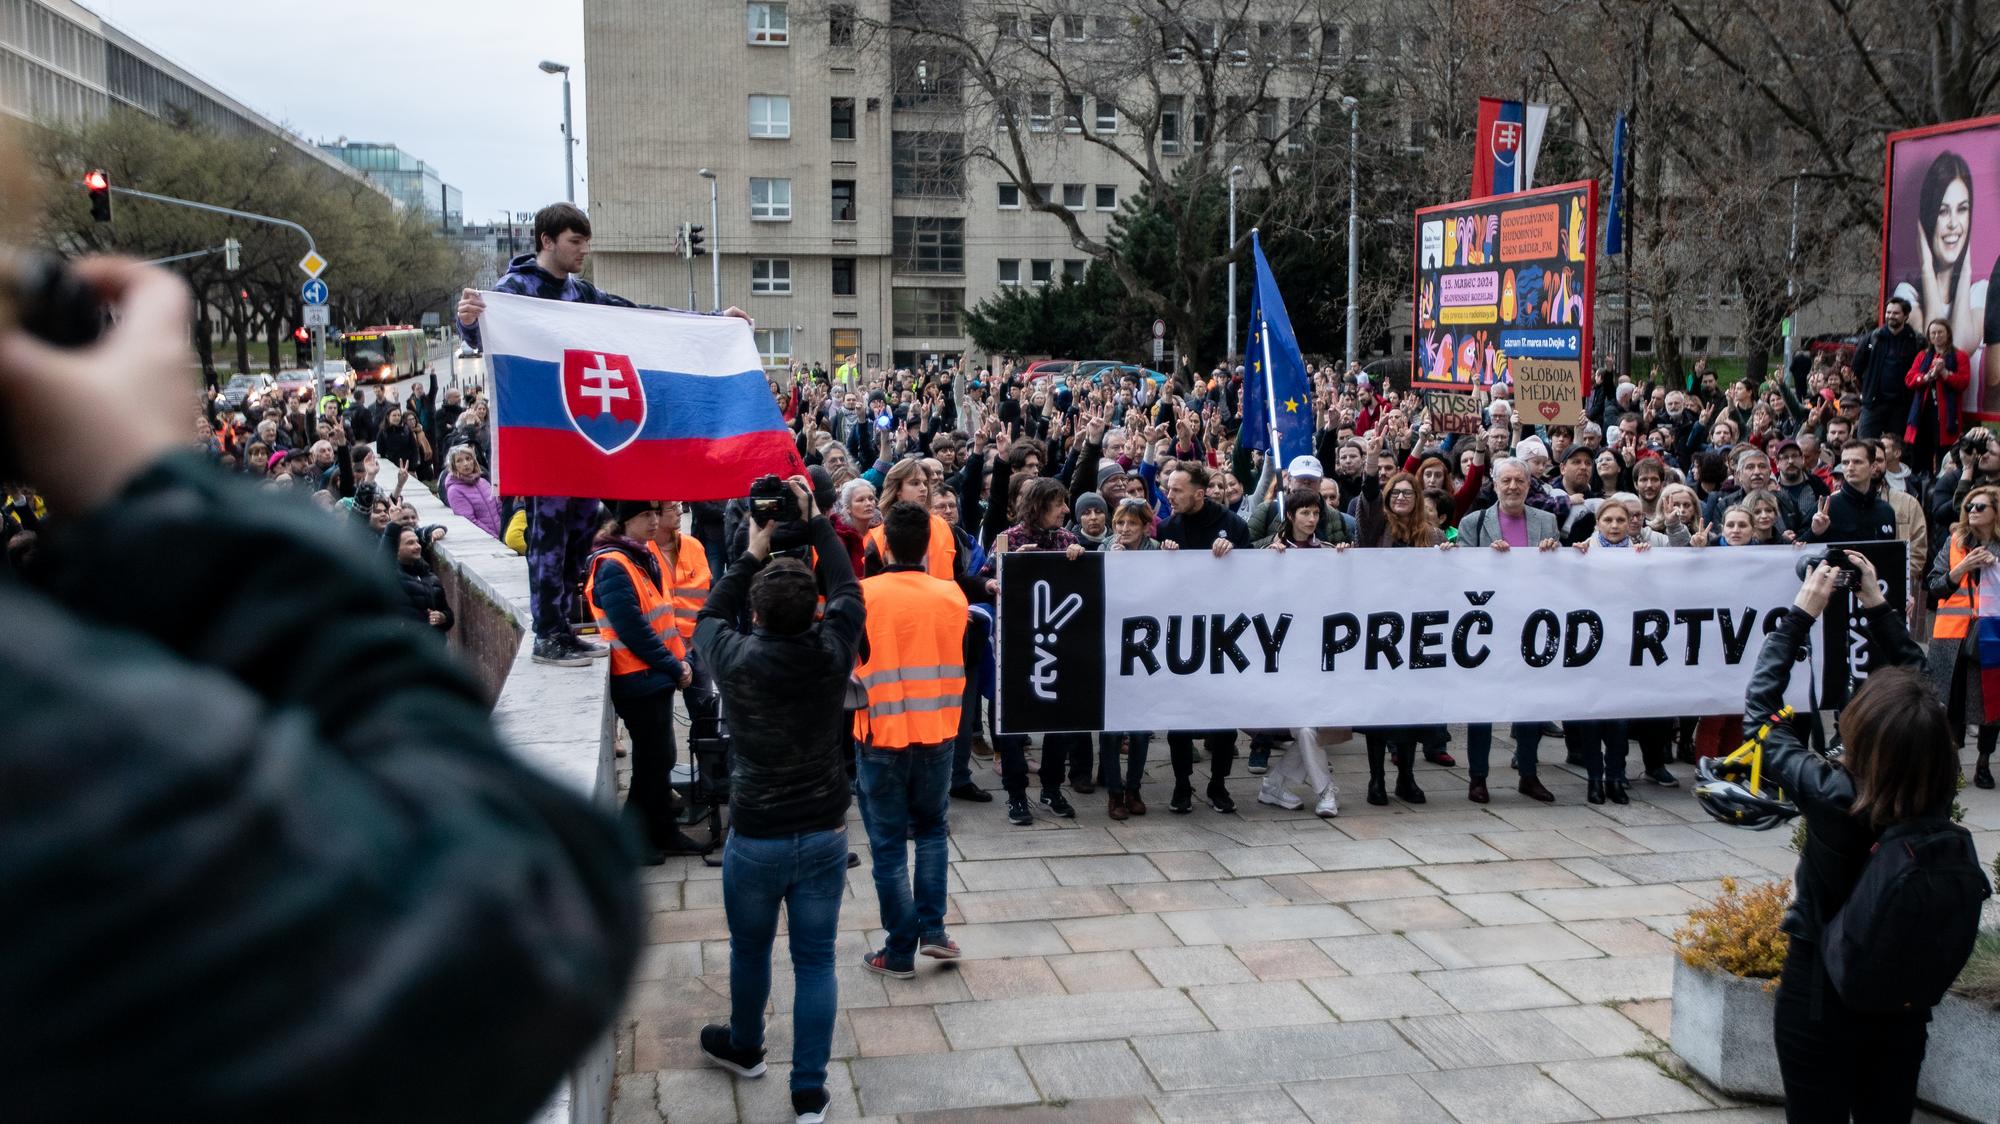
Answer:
[
  {"xmin": 481, "ymin": 291, "xmax": 804, "ymax": 501},
  {"xmin": 1472, "ymin": 97, "xmax": 1550, "ymax": 198}
]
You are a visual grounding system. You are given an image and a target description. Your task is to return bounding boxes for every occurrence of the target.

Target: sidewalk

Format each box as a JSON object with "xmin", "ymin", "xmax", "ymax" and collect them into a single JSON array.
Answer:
[{"xmin": 611, "ymin": 729, "xmax": 2000, "ymax": 1123}]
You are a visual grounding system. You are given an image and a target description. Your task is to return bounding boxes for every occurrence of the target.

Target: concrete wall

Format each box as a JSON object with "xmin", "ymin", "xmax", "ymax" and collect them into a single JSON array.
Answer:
[{"xmin": 400, "ymin": 485, "xmax": 618, "ymax": 1124}]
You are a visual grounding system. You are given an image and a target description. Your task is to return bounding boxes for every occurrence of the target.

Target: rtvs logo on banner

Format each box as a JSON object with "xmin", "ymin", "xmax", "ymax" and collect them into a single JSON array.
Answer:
[
  {"xmin": 1029, "ymin": 580, "xmax": 1085, "ymax": 701},
  {"xmin": 561, "ymin": 349, "xmax": 646, "ymax": 454}
]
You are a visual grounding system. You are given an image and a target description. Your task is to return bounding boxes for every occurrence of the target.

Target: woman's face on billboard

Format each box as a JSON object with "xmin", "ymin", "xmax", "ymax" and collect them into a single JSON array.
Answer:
[{"xmin": 1933, "ymin": 176, "xmax": 1971, "ymax": 266}]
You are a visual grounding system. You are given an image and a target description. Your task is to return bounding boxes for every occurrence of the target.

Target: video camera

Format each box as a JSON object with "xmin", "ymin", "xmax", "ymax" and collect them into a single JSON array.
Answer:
[{"xmin": 747, "ymin": 473, "xmax": 800, "ymax": 526}]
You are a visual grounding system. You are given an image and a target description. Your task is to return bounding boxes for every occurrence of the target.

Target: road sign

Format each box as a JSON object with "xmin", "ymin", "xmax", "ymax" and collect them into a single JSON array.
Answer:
[
  {"xmin": 301, "ymin": 278, "xmax": 329, "ymax": 305},
  {"xmin": 1152, "ymin": 319, "xmax": 1166, "ymax": 339},
  {"xmin": 303, "ymin": 305, "xmax": 329, "ymax": 329},
  {"xmin": 297, "ymin": 250, "xmax": 328, "ymax": 278},
  {"xmin": 1152, "ymin": 338, "xmax": 1165, "ymax": 363}
]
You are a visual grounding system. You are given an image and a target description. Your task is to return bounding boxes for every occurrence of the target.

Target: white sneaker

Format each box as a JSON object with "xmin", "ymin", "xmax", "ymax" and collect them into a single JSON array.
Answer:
[
  {"xmin": 1257, "ymin": 780, "xmax": 1302, "ymax": 810},
  {"xmin": 1315, "ymin": 785, "xmax": 1340, "ymax": 818}
]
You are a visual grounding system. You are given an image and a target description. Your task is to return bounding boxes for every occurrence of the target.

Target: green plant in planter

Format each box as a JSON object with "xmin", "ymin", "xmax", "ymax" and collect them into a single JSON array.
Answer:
[{"xmin": 1676, "ymin": 877, "xmax": 1791, "ymax": 988}]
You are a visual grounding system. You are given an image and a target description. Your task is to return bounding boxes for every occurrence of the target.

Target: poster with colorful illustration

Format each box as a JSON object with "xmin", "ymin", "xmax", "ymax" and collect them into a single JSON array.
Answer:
[
  {"xmin": 1881, "ymin": 114, "xmax": 2000, "ymax": 419},
  {"xmin": 1412, "ymin": 181, "xmax": 1597, "ymax": 412}
]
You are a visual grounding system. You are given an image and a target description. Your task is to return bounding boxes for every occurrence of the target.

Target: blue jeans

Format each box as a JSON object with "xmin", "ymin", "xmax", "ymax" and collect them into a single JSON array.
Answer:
[
  {"xmin": 856, "ymin": 743, "xmax": 952, "ymax": 968},
  {"xmin": 1464, "ymin": 723, "xmax": 1544, "ymax": 780},
  {"xmin": 1097, "ymin": 731, "xmax": 1151, "ymax": 794},
  {"xmin": 722, "ymin": 827, "xmax": 848, "ymax": 1092}
]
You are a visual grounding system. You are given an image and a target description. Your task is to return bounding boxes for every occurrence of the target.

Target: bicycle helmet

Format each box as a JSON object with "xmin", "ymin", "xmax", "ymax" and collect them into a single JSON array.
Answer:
[{"xmin": 1693, "ymin": 756, "xmax": 1800, "ymax": 831}]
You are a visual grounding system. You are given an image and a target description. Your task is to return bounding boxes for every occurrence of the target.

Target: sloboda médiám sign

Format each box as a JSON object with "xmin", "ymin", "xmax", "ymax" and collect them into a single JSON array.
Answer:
[{"xmin": 996, "ymin": 543, "xmax": 1904, "ymax": 734}]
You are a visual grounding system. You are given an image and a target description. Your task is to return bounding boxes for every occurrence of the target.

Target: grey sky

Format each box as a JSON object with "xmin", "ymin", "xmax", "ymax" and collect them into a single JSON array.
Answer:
[{"xmin": 93, "ymin": 0, "xmax": 589, "ymax": 220}]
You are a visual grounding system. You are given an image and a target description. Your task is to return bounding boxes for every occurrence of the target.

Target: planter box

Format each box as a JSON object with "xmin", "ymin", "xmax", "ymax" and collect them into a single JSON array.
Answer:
[
  {"xmin": 1670, "ymin": 959, "xmax": 1784, "ymax": 1102},
  {"xmin": 1918, "ymin": 992, "xmax": 2000, "ymax": 1124}
]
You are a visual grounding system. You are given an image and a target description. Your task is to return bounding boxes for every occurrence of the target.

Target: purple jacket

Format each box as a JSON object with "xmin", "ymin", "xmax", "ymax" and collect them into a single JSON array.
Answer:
[{"xmin": 443, "ymin": 475, "xmax": 502, "ymax": 538}]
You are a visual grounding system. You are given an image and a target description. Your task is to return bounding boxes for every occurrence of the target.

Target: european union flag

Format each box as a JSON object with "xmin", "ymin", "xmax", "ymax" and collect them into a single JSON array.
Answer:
[{"xmin": 1240, "ymin": 230, "xmax": 1314, "ymax": 469}]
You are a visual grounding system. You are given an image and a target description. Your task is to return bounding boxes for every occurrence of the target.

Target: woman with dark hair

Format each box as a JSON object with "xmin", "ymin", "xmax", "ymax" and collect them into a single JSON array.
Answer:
[
  {"xmin": 389, "ymin": 524, "xmax": 453, "ymax": 635},
  {"xmin": 1352, "ymin": 471, "xmax": 1453, "ymax": 805},
  {"xmin": 1750, "ymin": 551, "xmax": 1969, "ymax": 1120},
  {"xmin": 1905, "ymin": 316, "xmax": 1972, "ymax": 474},
  {"xmin": 989, "ymin": 476, "xmax": 1092, "ymax": 825},
  {"xmin": 1894, "ymin": 150, "xmax": 1981, "ymax": 358}
]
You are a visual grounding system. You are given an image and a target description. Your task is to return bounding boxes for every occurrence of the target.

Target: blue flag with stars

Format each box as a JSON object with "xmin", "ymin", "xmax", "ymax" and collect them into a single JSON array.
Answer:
[{"xmin": 1240, "ymin": 230, "xmax": 1313, "ymax": 469}]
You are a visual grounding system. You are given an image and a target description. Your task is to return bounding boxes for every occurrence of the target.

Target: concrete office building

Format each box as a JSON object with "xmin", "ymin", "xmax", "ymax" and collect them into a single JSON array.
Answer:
[
  {"xmin": 584, "ymin": 0, "xmax": 1229, "ymax": 373},
  {"xmin": 1, "ymin": 0, "xmax": 370, "ymax": 187}
]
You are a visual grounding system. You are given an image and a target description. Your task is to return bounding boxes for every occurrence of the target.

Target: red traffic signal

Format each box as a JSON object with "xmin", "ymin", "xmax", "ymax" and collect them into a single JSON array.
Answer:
[
  {"xmin": 293, "ymin": 327, "xmax": 311, "ymax": 343},
  {"xmin": 84, "ymin": 169, "xmax": 110, "ymax": 222}
]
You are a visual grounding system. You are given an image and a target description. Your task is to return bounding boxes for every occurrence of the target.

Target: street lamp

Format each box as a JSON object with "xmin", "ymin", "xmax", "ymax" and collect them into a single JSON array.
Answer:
[
  {"xmin": 539, "ymin": 60, "xmax": 576, "ymax": 203},
  {"xmin": 495, "ymin": 208, "xmax": 515, "ymax": 257},
  {"xmin": 1227, "ymin": 165, "xmax": 1244, "ymax": 369},
  {"xmin": 698, "ymin": 168, "xmax": 720, "ymax": 310},
  {"xmin": 1343, "ymin": 96, "xmax": 1361, "ymax": 369}
]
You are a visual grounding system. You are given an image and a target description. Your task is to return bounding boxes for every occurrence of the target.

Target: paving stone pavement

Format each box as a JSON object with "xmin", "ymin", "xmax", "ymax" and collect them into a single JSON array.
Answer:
[{"xmin": 612, "ymin": 728, "xmax": 2000, "ymax": 1122}]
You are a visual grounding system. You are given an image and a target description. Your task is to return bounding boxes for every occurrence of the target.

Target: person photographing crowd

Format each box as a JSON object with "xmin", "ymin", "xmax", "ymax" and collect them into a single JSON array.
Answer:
[
  {"xmin": 0, "ymin": 252, "xmax": 641, "ymax": 1118},
  {"xmin": 692, "ymin": 475, "xmax": 862, "ymax": 1124}
]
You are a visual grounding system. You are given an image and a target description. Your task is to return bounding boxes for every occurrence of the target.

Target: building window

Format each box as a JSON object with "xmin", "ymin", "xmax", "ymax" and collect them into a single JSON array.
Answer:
[
  {"xmin": 832, "ymin": 256, "xmax": 857, "ymax": 296},
  {"xmin": 747, "ymin": 2, "xmax": 789, "ymax": 45},
  {"xmin": 995, "ymin": 14, "xmax": 1020, "ymax": 39},
  {"xmin": 750, "ymin": 177, "xmax": 792, "ymax": 220},
  {"xmin": 1092, "ymin": 16, "xmax": 1121, "ymax": 41},
  {"xmin": 1030, "ymin": 260, "xmax": 1053, "ymax": 286},
  {"xmin": 1062, "ymin": 93, "xmax": 1084, "ymax": 132},
  {"xmin": 1160, "ymin": 95, "xmax": 1183, "ymax": 155},
  {"xmin": 1322, "ymin": 25, "xmax": 1340, "ymax": 56},
  {"xmin": 1063, "ymin": 15, "xmax": 1086, "ymax": 41},
  {"xmin": 998, "ymin": 182, "xmax": 1020, "ymax": 208},
  {"xmin": 1286, "ymin": 99, "xmax": 1308, "ymax": 153},
  {"xmin": 998, "ymin": 259, "xmax": 1021, "ymax": 287},
  {"xmin": 751, "ymin": 259, "xmax": 793, "ymax": 294},
  {"xmin": 1062, "ymin": 183, "xmax": 1085, "ymax": 210},
  {"xmin": 891, "ymin": 287, "xmax": 963, "ymax": 337},
  {"xmin": 1027, "ymin": 94, "xmax": 1051, "ymax": 132},
  {"xmin": 1407, "ymin": 117, "xmax": 1426, "ymax": 150},
  {"xmin": 1352, "ymin": 21, "xmax": 1371, "ymax": 57},
  {"xmin": 831, "ymin": 97, "xmax": 856, "ymax": 140},
  {"xmin": 1290, "ymin": 23, "xmax": 1313, "ymax": 58},
  {"xmin": 1689, "ymin": 335, "xmax": 1711, "ymax": 353},
  {"xmin": 891, "ymin": 216, "xmax": 965, "ymax": 274},
  {"xmin": 753, "ymin": 326, "xmax": 792, "ymax": 368},
  {"xmin": 1095, "ymin": 184, "xmax": 1117, "ymax": 211},
  {"xmin": 1719, "ymin": 335, "xmax": 1741, "ymax": 355},
  {"xmin": 891, "ymin": 130, "xmax": 965, "ymax": 198},
  {"xmin": 828, "ymin": 3, "xmax": 856, "ymax": 46},
  {"xmin": 1258, "ymin": 99, "xmax": 1280, "ymax": 142},
  {"xmin": 1028, "ymin": 14, "xmax": 1051, "ymax": 41},
  {"xmin": 830, "ymin": 327, "xmax": 861, "ymax": 363},
  {"xmin": 1225, "ymin": 24, "xmax": 1249, "ymax": 63},
  {"xmin": 1191, "ymin": 103, "xmax": 1209, "ymax": 150},
  {"xmin": 749, "ymin": 95, "xmax": 791, "ymax": 138},
  {"xmin": 1063, "ymin": 259, "xmax": 1086, "ymax": 281},
  {"xmin": 830, "ymin": 179, "xmax": 856, "ymax": 221},
  {"xmin": 1634, "ymin": 335, "xmax": 1655, "ymax": 355},
  {"xmin": 1095, "ymin": 99, "xmax": 1117, "ymax": 133}
]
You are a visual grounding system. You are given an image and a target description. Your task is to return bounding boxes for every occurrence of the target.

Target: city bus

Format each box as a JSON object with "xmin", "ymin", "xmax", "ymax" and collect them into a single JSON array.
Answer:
[{"xmin": 342, "ymin": 326, "xmax": 429, "ymax": 385}]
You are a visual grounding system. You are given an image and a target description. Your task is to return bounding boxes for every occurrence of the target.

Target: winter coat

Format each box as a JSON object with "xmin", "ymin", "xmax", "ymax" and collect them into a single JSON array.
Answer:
[
  {"xmin": 1905, "ymin": 345, "xmax": 1972, "ymax": 447},
  {"xmin": 442, "ymin": 474, "xmax": 502, "ymax": 538},
  {"xmin": 394, "ymin": 558, "xmax": 454, "ymax": 634}
]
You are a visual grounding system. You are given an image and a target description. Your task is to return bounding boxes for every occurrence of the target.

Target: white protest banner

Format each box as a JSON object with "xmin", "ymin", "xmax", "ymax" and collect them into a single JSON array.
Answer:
[{"xmin": 996, "ymin": 544, "xmax": 1902, "ymax": 734}]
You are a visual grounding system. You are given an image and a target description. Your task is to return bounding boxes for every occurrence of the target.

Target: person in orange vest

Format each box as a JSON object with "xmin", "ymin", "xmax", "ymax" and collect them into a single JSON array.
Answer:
[
  {"xmin": 584, "ymin": 499, "xmax": 707, "ymax": 862},
  {"xmin": 648, "ymin": 499, "xmax": 716, "ymax": 720},
  {"xmin": 853, "ymin": 502, "xmax": 970, "ymax": 977},
  {"xmin": 862, "ymin": 459, "xmax": 956, "ymax": 579}
]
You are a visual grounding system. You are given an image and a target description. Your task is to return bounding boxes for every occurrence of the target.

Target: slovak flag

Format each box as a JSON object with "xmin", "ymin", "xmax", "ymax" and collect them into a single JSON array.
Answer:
[
  {"xmin": 480, "ymin": 291, "xmax": 804, "ymax": 501},
  {"xmin": 1472, "ymin": 97, "xmax": 1550, "ymax": 198}
]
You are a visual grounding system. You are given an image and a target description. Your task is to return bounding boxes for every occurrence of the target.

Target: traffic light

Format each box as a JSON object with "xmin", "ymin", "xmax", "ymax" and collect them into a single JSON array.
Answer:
[
  {"xmin": 293, "ymin": 326, "xmax": 311, "ymax": 344},
  {"xmin": 84, "ymin": 169, "xmax": 110, "ymax": 222},
  {"xmin": 688, "ymin": 223, "xmax": 706, "ymax": 258},
  {"xmin": 293, "ymin": 327, "xmax": 311, "ymax": 364},
  {"xmin": 224, "ymin": 237, "xmax": 241, "ymax": 271}
]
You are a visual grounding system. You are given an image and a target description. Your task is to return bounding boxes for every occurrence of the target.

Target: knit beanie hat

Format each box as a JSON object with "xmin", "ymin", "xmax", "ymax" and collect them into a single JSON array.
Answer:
[{"xmin": 1075, "ymin": 492, "xmax": 1108, "ymax": 517}]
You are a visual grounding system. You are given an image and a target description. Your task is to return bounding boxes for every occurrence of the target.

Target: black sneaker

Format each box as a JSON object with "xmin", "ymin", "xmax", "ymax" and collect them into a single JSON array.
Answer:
[
  {"xmin": 1040, "ymin": 789, "xmax": 1075, "ymax": 818},
  {"xmin": 1246, "ymin": 748, "xmax": 1270, "ymax": 774},
  {"xmin": 1646, "ymin": 767, "xmax": 1679, "ymax": 787},
  {"xmin": 1007, "ymin": 797, "xmax": 1034, "ymax": 826},
  {"xmin": 531, "ymin": 636, "xmax": 590, "ymax": 667},
  {"xmin": 950, "ymin": 782, "xmax": 994, "ymax": 803},
  {"xmin": 1206, "ymin": 784, "xmax": 1236, "ymax": 814},
  {"xmin": 792, "ymin": 1087, "xmax": 830, "ymax": 1124},
  {"xmin": 1168, "ymin": 783, "xmax": 1194, "ymax": 814},
  {"xmin": 699, "ymin": 1024, "xmax": 766, "ymax": 1078},
  {"xmin": 566, "ymin": 633, "xmax": 609, "ymax": 660}
]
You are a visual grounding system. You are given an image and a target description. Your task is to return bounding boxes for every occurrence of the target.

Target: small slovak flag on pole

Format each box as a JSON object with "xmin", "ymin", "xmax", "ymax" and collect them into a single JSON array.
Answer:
[{"xmin": 479, "ymin": 291, "xmax": 804, "ymax": 501}]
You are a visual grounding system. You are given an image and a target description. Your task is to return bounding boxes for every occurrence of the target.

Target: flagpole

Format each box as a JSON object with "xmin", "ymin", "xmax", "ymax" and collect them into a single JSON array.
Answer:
[{"xmin": 1258, "ymin": 232, "xmax": 1285, "ymax": 523}]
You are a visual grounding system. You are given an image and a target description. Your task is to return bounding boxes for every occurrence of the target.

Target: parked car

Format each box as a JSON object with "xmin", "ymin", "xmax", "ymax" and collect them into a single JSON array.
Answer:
[
  {"xmin": 1021, "ymin": 359, "xmax": 1077, "ymax": 382},
  {"xmin": 272, "ymin": 368, "xmax": 315, "ymax": 396},
  {"xmin": 218, "ymin": 372, "xmax": 274, "ymax": 409}
]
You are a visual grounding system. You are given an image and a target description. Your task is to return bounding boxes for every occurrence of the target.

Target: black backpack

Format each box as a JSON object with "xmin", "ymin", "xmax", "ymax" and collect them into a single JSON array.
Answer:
[{"xmin": 1822, "ymin": 817, "xmax": 1993, "ymax": 1014}]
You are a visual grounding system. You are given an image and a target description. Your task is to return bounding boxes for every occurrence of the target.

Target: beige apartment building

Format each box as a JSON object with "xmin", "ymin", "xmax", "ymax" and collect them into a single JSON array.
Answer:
[{"xmin": 583, "ymin": 1, "xmax": 1338, "ymax": 374}]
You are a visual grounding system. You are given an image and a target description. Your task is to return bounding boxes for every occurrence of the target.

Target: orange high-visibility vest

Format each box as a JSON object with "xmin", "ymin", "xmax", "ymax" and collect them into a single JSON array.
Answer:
[
  {"xmin": 865, "ymin": 515, "xmax": 957, "ymax": 579},
  {"xmin": 1936, "ymin": 537, "xmax": 1981, "ymax": 640},
  {"xmin": 852, "ymin": 570, "xmax": 969, "ymax": 748},
  {"xmin": 584, "ymin": 548, "xmax": 682, "ymax": 674},
  {"xmin": 648, "ymin": 533, "xmax": 712, "ymax": 644}
]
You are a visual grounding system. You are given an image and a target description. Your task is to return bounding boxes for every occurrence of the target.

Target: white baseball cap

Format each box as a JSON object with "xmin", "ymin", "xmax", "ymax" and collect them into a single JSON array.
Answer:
[{"xmin": 1286, "ymin": 454, "xmax": 1326, "ymax": 479}]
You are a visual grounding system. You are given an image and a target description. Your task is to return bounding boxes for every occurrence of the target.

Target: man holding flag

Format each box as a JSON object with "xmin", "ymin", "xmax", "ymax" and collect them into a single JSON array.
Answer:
[{"xmin": 456, "ymin": 202, "xmax": 761, "ymax": 668}]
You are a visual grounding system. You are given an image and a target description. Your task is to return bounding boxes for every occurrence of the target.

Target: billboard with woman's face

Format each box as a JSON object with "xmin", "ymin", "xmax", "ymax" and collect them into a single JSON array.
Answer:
[{"xmin": 1883, "ymin": 114, "xmax": 2000, "ymax": 418}]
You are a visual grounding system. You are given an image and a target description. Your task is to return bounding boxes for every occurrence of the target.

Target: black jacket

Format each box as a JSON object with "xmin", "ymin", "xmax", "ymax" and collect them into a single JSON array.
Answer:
[
  {"xmin": 1157, "ymin": 497, "xmax": 1251, "ymax": 550},
  {"xmin": 1803, "ymin": 482, "xmax": 1897, "ymax": 544},
  {"xmin": 1854, "ymin": 323, "xmax": 1924, "ymax": 411},
  {"xmin": 0, "ymin": 454, "xmax": 639, "ymax": 1121},
  {"xmin": 693, "ymin": 516, "xmax": 863, "ymax": 839},
  {"xmin": 393, "ymin": 558, "xmax": 454, "ymax": 634},
  {"xmin": 1745, "ymin": 603, "xmax": 1927, "ymax": 941}
]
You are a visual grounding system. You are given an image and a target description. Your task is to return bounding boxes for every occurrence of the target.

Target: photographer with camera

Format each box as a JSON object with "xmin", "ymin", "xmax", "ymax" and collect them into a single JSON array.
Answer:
[
  {"xmin": 0, "ymin": 255, "xmax": 641, "ymax": 1118},
  {"xmin": 692, "ymin": 474, "xmax": 862, "ymax": 1124},
  {"xmin": 1742, "ymin": 552, "xmax": 1987, "ymax": 1121}
]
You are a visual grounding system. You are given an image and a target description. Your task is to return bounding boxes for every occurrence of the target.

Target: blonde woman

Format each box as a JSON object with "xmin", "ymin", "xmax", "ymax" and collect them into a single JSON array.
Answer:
[{"xmin": 1926, "ymin": 484, "xmax": 2000, "ymax": 787}]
